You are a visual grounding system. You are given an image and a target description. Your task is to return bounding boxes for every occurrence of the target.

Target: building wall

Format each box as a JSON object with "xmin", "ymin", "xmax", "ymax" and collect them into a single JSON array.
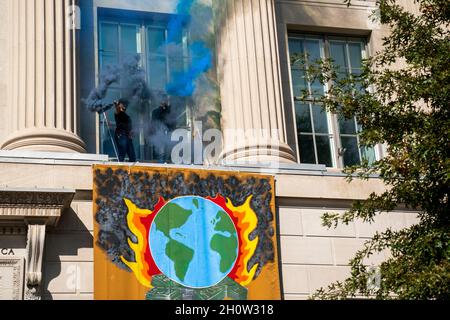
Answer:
[
  {"xmin": 279, "ymin": 204, "xmax": 418, "ymax": 299},
  {"xmin": 31, "ymin": 176, "xmax": 417, "ymax": 300},
  {"xmin": 43, "ymin": 200, "xmax": 94, "ymax": 300},
  {"xmin": 0, "ymin": 156, "xmax": 418, "ymax": 299}
]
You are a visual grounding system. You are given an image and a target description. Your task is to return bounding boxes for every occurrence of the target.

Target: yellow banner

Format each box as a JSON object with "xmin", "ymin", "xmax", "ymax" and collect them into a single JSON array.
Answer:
[{"xmin": 93, "ymin": 165, "xmax": 281, "ymax": 300}]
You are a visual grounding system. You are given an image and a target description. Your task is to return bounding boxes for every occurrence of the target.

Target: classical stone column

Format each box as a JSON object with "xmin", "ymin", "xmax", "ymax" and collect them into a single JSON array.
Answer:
[
  {"xmin": 215, "ymin": 0, "xmax": 296, "ymax": 164},
  {"xmin": 1, "ymin": 0, "xmax": 86, "ymax": 153}
]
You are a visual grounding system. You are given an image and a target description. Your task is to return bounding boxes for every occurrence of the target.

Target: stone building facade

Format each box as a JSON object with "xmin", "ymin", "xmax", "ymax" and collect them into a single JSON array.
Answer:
[{"xmin": 0, "ymin": 0, "xmax": 418, "ymax": 300}]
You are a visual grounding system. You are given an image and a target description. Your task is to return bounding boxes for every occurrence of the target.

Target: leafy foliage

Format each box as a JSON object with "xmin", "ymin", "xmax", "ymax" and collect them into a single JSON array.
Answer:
[{"xmin": 295, "ymin": 0, "xmax": 450, "ymax": 299}]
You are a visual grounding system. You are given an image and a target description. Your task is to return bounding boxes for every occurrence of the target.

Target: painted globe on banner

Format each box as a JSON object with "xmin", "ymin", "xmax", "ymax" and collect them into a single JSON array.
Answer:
[{"xmin": 149, "ymin": 196, "xmax": 239, "ymax": 288}]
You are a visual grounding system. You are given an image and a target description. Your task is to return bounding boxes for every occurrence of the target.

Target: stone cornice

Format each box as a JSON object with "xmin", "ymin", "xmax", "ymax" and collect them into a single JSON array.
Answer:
[{"xmin": 0, "ymin": 188, "xmax": 75, "ymax": 225}]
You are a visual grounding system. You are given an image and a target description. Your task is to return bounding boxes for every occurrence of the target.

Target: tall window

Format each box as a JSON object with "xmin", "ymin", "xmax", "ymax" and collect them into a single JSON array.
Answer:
[
  {"xmin": 289, "ymin": 36, "xmax": 334, "ymax": 167},
  {"xmin": 289, "ymin": 34, "xmax": 377, "ymax": 168},
  {"xmin": 98, "ymin": 12, "xmax": 190, "ymax": 161}
]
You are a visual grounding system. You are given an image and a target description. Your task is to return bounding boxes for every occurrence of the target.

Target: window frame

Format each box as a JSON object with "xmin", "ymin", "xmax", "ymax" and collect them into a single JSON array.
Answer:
[
  {"xmin": 97, "ymin": 13, "xmax": 193, "ymax": 162},
  {"xmin": 288, "ymin": 32, "xmax": 381, "ymax": 169}
]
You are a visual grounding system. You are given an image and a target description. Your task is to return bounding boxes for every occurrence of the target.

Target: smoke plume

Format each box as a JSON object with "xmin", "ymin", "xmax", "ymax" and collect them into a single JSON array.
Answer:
[
  {"xmin": 165, "ymin": 0, "xmax": 214, "ymax": 99},
  {"xmin": 84, "ymin": 54, "xmax": 149, "ymax": 113}
]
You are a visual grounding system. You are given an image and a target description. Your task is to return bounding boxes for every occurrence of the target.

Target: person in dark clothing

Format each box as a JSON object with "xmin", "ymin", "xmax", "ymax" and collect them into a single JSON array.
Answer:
[
  {"xmin": 114, "ymin": 99, "xmax": 136, "ymax": 162},
  {"xmin": 151, "ymin": 100, "xmax": 177, "ymax": 163}
]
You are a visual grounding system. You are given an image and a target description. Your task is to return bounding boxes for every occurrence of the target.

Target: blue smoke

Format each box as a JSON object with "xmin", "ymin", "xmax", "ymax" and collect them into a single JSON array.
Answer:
[
  {"xmin": 167, "ymin": 0, "xmax": 194, "ymax": 43},
  {"xmin": 166, "ymin": 0, "xmax": 213, "ymax": 97},
  {"xmin": 166, "ymin": 42, "xmax": 212, "ymax": 97}
]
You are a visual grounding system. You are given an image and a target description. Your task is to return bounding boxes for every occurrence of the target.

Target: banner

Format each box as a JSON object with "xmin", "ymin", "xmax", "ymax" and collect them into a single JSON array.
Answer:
[{"xmin": 93, "ymin": 165, "xmax": 281, "ymax": 300}]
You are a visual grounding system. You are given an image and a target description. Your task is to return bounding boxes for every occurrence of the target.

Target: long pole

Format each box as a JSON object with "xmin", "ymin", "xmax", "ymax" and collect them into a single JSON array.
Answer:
[{"xmin": 102, "ymin": 111, "xmax": 120, "ymax": 162}]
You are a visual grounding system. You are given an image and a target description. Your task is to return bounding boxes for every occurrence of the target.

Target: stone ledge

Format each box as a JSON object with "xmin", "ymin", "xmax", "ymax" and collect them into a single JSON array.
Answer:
[
  {"xmin": 0, "ymin": 150, "xmax": 380, "ymax": 179},
  {"xmin": 0, "ymin": 150, "xmax": 108, "ymax": 165}
]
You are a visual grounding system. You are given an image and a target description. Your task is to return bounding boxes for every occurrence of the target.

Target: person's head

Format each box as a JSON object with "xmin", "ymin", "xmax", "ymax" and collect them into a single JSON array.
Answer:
[{"xmin": 115, "ymin": 98, "xmax": 129, "ymax": 113}]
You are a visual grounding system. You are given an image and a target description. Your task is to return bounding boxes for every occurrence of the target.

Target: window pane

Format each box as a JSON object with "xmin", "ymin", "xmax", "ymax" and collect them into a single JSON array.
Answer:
[
  {"xmin": 310, "ymin": 79, "xmax": 324, "ymax": 97},
  {"xmin": 316, "ymin": 135, "xmax": 333, "ymax": 167},
  {"xmin": 148, "ymin": 58, "xmax": 167, "ymax": 90},
  {"xmin": 100, "ymin": 23, "xmax": 119, "ymax": 52},
  {"xmin": 169, "ymin": 57, "xmax": 186, "ymax": 75},
  {"xmin": 341, "ymin": 136, "xmax": 360, "ymax": 166},
  {"xmin": 348, "ymin": 42, "xmax": 363, "ymax": 69},
  {"xmin": 339, "ymin": 116, "xmax": 357, "ymax": 134},
  {"xmin": 295, "ymin": 103, "xmax": 312, "ymax": 133},
  {"xmin": 148, "ymin": 28, "xmax": 166, "ymax": 53},
  {"xmin": 291, "ymin": 69, "xmax": 308, "ymax": 97},
  {"xmin": 101, "ymin": 126, "xmax": 117, "ymax": 158},
  {"xmin": 304, "ymin": 39, "xmax": 323, "ymax": 96},
  {"xmin": 336, "ymin": 71, "xmax": 348, "ymax": 83},
  {"xmin": 312, "ymin": 105, "xmax": 329, "ymax": 134},
  {"xmin": 168, "ymin": 26, "xmax": 184, "ymax": 45},
  {"xmin": 170, "ymin": 96, "xmax": 188, "ymax": 127},
  {"xmin": 100, "ymin": 90, "xmax": 119, "ymax": 158},
  {"xmin": 352, "ymin": 68, "xmax": 364, "ymax": 92},
  {"xmin": 304, "ymin": 39, "xmax": 321, "ymax": 62},
  {"xmin": 329, "ymin": 41, "xmax": 348, "ymax": 69},
  {"xmin": 100, "ymin": 53, "xmax": 118, "ymax": 71},
  {"xmin": 361, "ymin": 146, "xmax": 376, "ymax": 165},
  {"xmin": 288, "ymin": 39, "xmax": 302, "ymax": 55},
  {"xmin": 121, "ymin": 25, "xmax": 138, "ymax": 55},
  {"xmin": 357, "ymin": 122, "xmax": 363, "ymax": 133},
  {"xmin": 299, "ymin": 135, "xmax": 316, "ymax": 164}
]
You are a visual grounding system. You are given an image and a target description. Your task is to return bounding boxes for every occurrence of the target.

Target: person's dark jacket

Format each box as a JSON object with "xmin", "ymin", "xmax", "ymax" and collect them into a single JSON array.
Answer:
[
  {"xmin": 115, "ymin": 112, "xmax": 132, "ymax": 137},
  {"xmin": 151, "ymin": 106, "xmax": 177, "ymax": 133}
]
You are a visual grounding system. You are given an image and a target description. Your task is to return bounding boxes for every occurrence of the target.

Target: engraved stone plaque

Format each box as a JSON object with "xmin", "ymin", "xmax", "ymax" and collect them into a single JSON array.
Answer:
[{"xmin": 0, "ymin": 258, "xmax": 24, "ymax": 300}]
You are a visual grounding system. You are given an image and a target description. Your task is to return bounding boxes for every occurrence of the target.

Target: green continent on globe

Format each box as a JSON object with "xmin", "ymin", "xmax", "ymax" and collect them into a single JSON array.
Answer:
[
  {"xmin": 192, "ymin": 198, "xmax": 199, "ymax": 209},
  {"xmin": 211, "ymin": 210, "xmax": 238, "ymax": 273},
  {"xmin": 153, "ymin": 202, "xmax": 195, "ymax": 282},
  {"xmin": 153, "ymin": 202, "xmax": 193, "ymax": 238},
  {"xmin": 214, "ymin": 211, "xmax": 236, "ymax": 234},
  {"xmin": 165, "ymin": 239, "xmax": 194, "ymax": 281}
]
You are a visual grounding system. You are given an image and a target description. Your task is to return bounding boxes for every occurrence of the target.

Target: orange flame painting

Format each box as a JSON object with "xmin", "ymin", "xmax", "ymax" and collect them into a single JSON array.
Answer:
[{"xmin": 120, "ymin": 197, "xmax": 166, "ymax": 288}]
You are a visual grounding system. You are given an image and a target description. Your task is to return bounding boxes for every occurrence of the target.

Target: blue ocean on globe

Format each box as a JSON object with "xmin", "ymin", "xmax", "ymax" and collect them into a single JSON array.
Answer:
[{"xmin": 149, "ymin": 196, "xmax": 239, "ymax": 288}]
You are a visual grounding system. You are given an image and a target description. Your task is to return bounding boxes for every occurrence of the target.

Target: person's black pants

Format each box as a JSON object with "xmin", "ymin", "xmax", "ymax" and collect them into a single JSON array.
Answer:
[{"xmin": 115, "ymin": 134, "xmax": 136, "ymax": 162}]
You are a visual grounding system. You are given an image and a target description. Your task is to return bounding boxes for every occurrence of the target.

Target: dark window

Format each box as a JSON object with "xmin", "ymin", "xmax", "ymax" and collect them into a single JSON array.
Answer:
[{"xmin": 98, "ymin": 12, "xmax": 190, "ymax": 162}]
